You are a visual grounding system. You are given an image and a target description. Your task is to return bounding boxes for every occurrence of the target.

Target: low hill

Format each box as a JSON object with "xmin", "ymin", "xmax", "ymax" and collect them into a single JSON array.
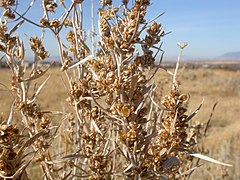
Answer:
[{"xmin": 219, "ymin": 51, "xmax": 240, "ymax": 60}]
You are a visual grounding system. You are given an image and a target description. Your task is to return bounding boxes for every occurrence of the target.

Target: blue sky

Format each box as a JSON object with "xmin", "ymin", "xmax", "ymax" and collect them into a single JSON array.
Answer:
[
  {"xmin": 153, "ymin": 0, "xmax": 240, "ymax": 59},
  {"xmin": 6, "ymin": 0, "xmax": 240, "ymax": 60}
]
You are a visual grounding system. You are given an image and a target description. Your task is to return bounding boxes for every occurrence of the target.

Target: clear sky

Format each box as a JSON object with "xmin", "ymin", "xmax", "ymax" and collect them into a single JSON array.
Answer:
[
  {"xmin": 152, "ymin": 0, "xmax": 240, "ymax": 59},
  {"xmin": 5, "ymin": 0, "xmax": 240, "ymax": 60}
]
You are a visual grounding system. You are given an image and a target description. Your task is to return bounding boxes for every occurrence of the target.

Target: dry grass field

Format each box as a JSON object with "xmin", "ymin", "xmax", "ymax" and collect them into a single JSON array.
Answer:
[{"xmin": 0, "ymin": 64, "xmax": 239, "ymax": 179}]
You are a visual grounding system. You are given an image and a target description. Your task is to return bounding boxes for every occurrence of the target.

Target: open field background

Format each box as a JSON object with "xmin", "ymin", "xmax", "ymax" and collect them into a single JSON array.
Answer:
[
  {"xmin": 0, "ymin": 62, "xmax": 239, "ymax": 179},
  {"xmin": 155, "ymin": 65, "xmax": 240, "ymax": 179}
]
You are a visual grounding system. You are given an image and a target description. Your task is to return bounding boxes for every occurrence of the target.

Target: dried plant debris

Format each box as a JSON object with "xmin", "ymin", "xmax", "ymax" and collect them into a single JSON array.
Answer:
[{"xmin": 0, "ymin": 0, "xmax": 232, "ymax": 179}]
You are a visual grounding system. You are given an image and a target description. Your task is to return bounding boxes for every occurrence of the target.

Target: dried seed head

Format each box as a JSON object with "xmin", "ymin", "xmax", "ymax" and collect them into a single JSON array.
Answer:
[
  {"xmin": 121, "ymin": 105, "xmax": 131, "ymax": 117},
  {"xmin": 66, "ymin": 30, "xmax": 75, "ymax": 43},
  {"xmin": 35, "ymin": 154, "xmax": 45, "ymax": 162},
  {"xmin": 42, "ymin": 0, "xmax": 58, "ymax": 12},
  {"xmin": 50, "ymin": 18, "xmax": 60, "ymax": 28},
  {"xmin": 46, "ymin": 3, "xmax": 58, "ymax": 12},
  {"xmin": 100, "ymin": 0, "xmax": 112, "ymax": 6},
  {"xmin": 0, "ymin": 123, "xmax": 19, "ymax": 146},
  {"xmin": 40, "ymin": 17, "xmax": 50, "ymax": 28},
  {"xmin": 61, "ymin": 56, "xmax": 73, "ymax": 71},
  {"xmin": 14, "ymin": 43, "xmax": 25, "ymax": 60},
  {"xmin": 179, "ymin": 94, "xmax": 188, "ymax": 102},
  {"xmin": 29, "ymin": 36, "xmax": 48, "ymax": 60},
  {"xmin": 39, "ymin": 115, "xmax": 51, "ymax": 129},
  {"xmin": 177, "ymin": 42, "xmax": 188, "ymax": 49},
  {"xmin": 74, "ymin": 0, "xmax": 84, "ymax": 4},
  {"xmin": 128, "ymin": 121, "xmax": 138, "ymax": 130},
  {"xmin": 3, "ymin": 8, "xmax": 15, "ymax": 19},
  {"xmin": 91, "ymin": 107, "xmax": 100, "ymax": 119},
  {"xmin": 127, "ymin": 129, "xmax": 137, "ymax": 141},
  {"xmin": 106, "ymin": 71, "xmax": 115, "ymax": 84},
  {"xmin": 0, "ymin": 0, "xmax": 15, "ymax": 8},
  {"xmin": 0, "ymin": 160, "xmax": 11, "ymax": 175},
  {"xmin": 63, "ymin": 18, "xmax": 72, "ymax": 28}
]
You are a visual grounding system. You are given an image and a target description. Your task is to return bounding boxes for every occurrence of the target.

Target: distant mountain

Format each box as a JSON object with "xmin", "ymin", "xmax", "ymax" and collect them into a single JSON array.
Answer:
[{"xmin": 219, "ymin": 51, "xmax": 240, "ymax": 60}]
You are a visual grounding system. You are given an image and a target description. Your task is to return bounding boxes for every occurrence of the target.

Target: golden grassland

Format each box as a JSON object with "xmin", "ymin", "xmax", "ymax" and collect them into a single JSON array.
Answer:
[{"xmin": 0, "ymin": 65, "xmax": 239, "ymax": 179}]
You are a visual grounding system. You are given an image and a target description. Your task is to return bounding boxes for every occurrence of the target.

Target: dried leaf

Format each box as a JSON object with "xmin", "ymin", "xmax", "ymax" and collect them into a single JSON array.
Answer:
[
  {"xmin": 68, "ymin": 55, "xmax": 94, "ymax": 69},
  {"xmin": 9, "ymin": 20, "xmax": 25, "ymax": 35},
  {"xmin": 24, "ymin": 63, "xmax": 53, "ymax": 81},
  {"xmin": 41, "ymin": 111, "xmax": 63, "ymax": 115},
  {"xmin": 159, "ymin": 148, "xmax": 167, "ymax": 156},
  {"xmin": 124, "ymin": 164, "xmax": 133, "ymax": 173},
  {"xmin": 183, "ymin": 98, "xmax": 204, "ymax": 123},
  {"xmin": 163, "ymin": 157, "xmax": 180, "ymax": 169},
  {"xmin": 190, "ymin": 153, "xmax": 232, "ymax": 167},
  {"xmin": 91, "ymin": 119, "xmax": 103, "ymax": 136},
  {"xmin": 29, "ymin": 75, "xmax": 51, "ymax": 103},
  {"xmin": 7, "ymin": 99, "xmax": 16, "ymax": 124},
  {"xmin": 204, "ymin": 102, "xmax": 218, "ymax": 136},
  {"xmin": 18, "ymin": 130, "xmax": 47, "ymax": 156}
]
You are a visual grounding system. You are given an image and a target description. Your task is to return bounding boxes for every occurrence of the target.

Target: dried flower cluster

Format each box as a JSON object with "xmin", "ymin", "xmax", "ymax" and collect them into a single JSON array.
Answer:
[
  {"xmin": 42, "ymin": 0, "xmax": 58, "ymax": 13},
  {"xmin": 29, "ymin": 36, "xmax": 48, "ymax": 60},
  {"xmin": 0, "ymin": 0, "xmax": 15, "ymax": 19},
  {"xmin": 0, "ymin": 117, "xmax": 50, "ymax": 179},
  {"xmin": 0, "ymin": 121, "xmax": 21, "ymax": 178},
  {"xmin": 66, "ymin": 30, "xmax": 87, "ymax": 59}
]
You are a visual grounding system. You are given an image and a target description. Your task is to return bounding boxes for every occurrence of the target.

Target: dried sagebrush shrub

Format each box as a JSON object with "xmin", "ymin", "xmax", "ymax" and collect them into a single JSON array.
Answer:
[{"xmin": 0, "ymin": 0, "xmax": 232, "ymax": 179}]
